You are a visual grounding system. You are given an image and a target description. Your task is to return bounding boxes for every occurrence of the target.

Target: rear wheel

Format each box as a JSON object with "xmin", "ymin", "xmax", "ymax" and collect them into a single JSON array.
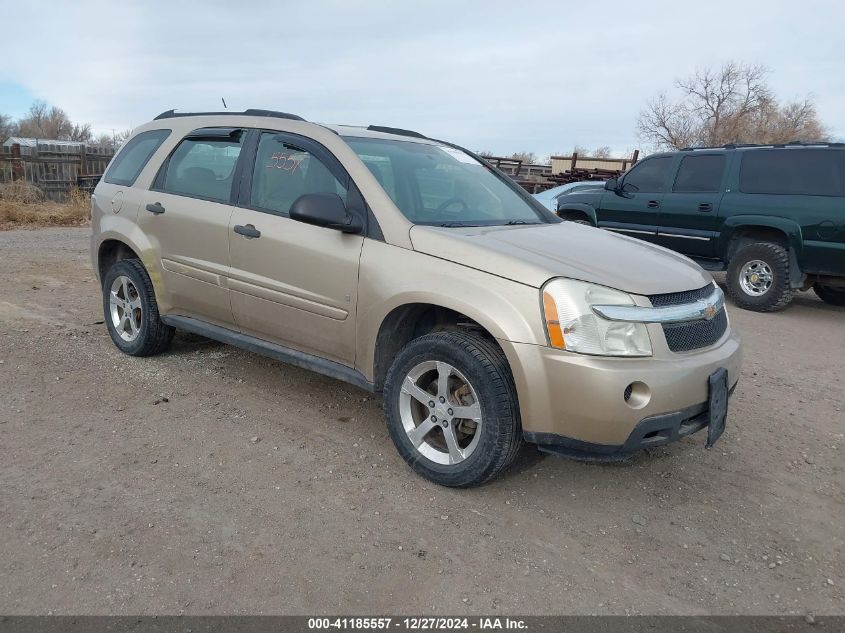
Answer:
[
  {"xmin": 814, "ymin": 283, "xmax": 845, "ymax": 306},
  {"xmin": 102, "ymin": 259, "xmax": 174, "ymax": 356},
  {"xmin": 726, "ymin": 242, "xmax": 793, "ymax": 312},
  {"xmin": 383, "ymin": 331, "xmax": 523, "ymax": 487}
]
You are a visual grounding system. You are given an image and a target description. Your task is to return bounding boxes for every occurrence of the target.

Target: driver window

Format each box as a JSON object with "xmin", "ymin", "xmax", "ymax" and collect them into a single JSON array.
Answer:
[
  {"xmin": 413, "ymin": 164, "xmax": 504, "ymax": 217},
  {"xmin": 622, "ymin": 156, "xmax": 673, "ymax": 193},
  {"xmin": 250, "ymin": 133, "xmax": 347, "ymax": 215}
]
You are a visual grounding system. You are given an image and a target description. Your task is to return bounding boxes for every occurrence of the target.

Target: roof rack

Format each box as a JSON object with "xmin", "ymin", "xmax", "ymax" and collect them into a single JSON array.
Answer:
[
  {"xmin": 680, "ymin": 141, "xmax": 843, "ymax": 151},
  {"xmin": 366, "ymin": 125, "xmax": 427, "ymax": 139},
  {"xmin": 153, "ymin": 108, "xmax": 305, "ymax": 122}
]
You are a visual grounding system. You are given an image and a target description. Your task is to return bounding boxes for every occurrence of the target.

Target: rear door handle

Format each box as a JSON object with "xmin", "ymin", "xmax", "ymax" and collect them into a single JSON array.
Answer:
[
  {"xmin": 233, "ymin": 224, "xmax": 261, "ymax": 239},
  {"xmin": 145, "ymin": 202, "xmax": 165, "ymax": 214},
  {"xmin": 647, "ymin": 200, "xmax": 660, "ymax": 209},
  {"xmin": 698, "ymin": 203, "xmax": 713, "ymax": 212}
]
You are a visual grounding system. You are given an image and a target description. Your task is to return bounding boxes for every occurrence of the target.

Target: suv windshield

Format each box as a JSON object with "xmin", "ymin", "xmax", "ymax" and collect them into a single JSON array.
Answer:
[{"xmin": 343, "ymin": 137, "xmax": 545, "ymax": 226}]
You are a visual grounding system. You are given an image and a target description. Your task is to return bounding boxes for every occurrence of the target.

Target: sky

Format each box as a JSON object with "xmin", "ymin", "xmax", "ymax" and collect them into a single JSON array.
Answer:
[{"xmin": 2, "ymin": 0, "xmax": 844, "ymax": 158}]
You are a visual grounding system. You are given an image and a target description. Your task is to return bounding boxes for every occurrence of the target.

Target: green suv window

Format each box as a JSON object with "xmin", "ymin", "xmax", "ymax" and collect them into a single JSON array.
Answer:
[
  {"xmin": 673, "ymin": 155, "xmax": 725, "ymax": 193},
  {"xmin": 740, "ymin": 149, "xmax": 845, "ymax": 196}
]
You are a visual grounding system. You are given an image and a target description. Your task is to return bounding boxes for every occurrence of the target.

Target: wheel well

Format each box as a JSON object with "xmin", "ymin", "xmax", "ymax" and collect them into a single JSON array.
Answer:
[
  {"xmin": 98, "ymin": 240, "xmax": 140, "ymax": 281},
  {"xmin": 725, "ymin": 225, "xmax": 788, "ymax": 261},
  {"xmin": 372, "ymin": 304, "xmax": 499, "ymax": 392},
  {"xmin": 558, "ymin": 209, "xmax": 592, "ymax": 223}
]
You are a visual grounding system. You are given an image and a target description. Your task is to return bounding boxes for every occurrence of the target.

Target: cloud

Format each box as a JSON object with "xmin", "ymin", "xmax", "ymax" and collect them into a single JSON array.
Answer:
[{"xmin": 3, "ymin": 0, "xmax": 844, "ymax": 154}]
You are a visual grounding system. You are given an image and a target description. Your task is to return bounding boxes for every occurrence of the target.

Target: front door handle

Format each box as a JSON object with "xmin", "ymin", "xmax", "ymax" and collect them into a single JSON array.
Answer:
[
  {"xmin": 233, "ymin": 224, "xmax": 261, "ymax": 239},
  {"xmin": 647, "ymin": 200, "xmax": 660, "ymax": 209},
  {"xmin": 145, "ymin": 202, "xmax": 165, "ymax": 214},
  {"xmin": 698, "ymin": 203, "xmax": 713, "ymax": 212}
]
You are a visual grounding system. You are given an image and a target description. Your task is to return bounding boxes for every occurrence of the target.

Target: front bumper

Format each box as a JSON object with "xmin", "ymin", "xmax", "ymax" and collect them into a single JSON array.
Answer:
[{"xmin": 499, "ymin": 328, "xmax": 742, "ymax": 450}]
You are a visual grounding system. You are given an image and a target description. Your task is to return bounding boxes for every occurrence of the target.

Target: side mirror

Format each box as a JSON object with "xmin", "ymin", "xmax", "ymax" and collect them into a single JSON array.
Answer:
[
  {"xmin": 604, "ymin": 178, "xmax": 618, "ymax": 191},
  {"xmin": 289, "ymin": 193, "xmax": 363, "ymax": 234}
]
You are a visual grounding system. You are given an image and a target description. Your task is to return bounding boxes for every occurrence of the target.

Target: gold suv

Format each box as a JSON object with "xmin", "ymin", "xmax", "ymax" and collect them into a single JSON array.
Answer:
[{"xmin": 91, "ymin": 109, "xmax": 742, "ymax": 487}]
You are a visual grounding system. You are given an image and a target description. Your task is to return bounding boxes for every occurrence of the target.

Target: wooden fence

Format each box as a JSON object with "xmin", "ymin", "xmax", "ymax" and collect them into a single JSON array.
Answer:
[{"xmin": 0, "ymin": 142, "xmax": 115, "ymax": 201}]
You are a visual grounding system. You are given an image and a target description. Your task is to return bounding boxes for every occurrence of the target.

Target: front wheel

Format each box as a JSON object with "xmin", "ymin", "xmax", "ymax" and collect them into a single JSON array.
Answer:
[
  {"xmin": 814, "ymin": 283, "xmax": 845, "ymax": 306},
  {"xmin": 726, "ymin": 242, "xmax": 793, "ymax": 312},
  {"xmin": 383, "ymin": 331, "xmax": 523, "ymax": 487}
]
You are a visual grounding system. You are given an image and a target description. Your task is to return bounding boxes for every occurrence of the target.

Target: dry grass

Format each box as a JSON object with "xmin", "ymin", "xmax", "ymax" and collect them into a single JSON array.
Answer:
[{"xmin": 0, "ymin": 182, "xmax": 91, "ymax": 228}]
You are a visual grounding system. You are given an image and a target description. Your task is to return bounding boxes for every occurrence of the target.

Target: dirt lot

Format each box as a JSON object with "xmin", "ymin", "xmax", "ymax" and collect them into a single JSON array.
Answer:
[{"xmin": 0, "ymin": 227, "xmax": 843, "ymax": 616}]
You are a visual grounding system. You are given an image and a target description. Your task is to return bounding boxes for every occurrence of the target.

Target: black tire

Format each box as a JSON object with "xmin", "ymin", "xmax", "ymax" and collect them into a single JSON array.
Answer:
[
  {"xmin": 814, "ymin": 283, "xmax": 845, "ymax": 306},
  {"xmin": 559, "ymin": 212, "xmax": 592, "ymax": 226},
  {"xmin": 102, "ymin": 259, "xmax": 174, "ymax": 356},
  {"xmin": 383, "ymin": 331, "xmax": 523, "ymax": 487},
  {"xmin": 726, "ymin": 242, "xmax": 793, "ymax": 312}
]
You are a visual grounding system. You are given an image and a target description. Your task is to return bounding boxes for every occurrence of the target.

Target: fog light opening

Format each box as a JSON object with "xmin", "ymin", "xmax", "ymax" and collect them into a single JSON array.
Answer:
[{"xmin": 624, "ymin": 381, "xmax": 651, "ymax": 409}]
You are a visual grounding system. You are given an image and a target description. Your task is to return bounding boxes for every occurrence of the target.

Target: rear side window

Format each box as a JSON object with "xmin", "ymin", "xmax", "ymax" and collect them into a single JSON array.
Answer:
[
  {"xmin": 673, "ymin": 155, "xmax": 726, "ymax": 192},
  {"xmin": 739, "ymin": 149, "xmax": 845, "ymax": 196},
  {"xmin": 160, "ymin": 132, "xmax": 244, "ymax": 202},
  {"xmin": 103, "ymin": 129, "xmax": 170, "ymax": 186},
  {"xmin": 623, "ymin": 156, "xmax": 673, "ymax": 193},
  {"xmin": 250, "ymin": 133, "xmax": 347, "ymax": 215}
]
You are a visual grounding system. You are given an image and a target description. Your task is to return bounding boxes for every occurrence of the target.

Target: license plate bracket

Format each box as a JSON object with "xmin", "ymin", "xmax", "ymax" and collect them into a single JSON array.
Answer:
[{"xmin": 706, "ymin": 367, "xmax": 729, "ymax": 448}]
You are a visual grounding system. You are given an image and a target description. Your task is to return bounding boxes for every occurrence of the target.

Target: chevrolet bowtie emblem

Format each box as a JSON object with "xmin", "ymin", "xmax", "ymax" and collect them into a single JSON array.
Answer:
[{"xmin": 703, "ymin": 305, "xmax": 717, "ymax": 320}]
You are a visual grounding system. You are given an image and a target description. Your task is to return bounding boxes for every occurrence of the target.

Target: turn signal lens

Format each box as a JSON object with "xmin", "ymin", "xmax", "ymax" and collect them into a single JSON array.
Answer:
[{"xmin": 543, "ymin": 291, "xmax": 565, "ymax": 349}]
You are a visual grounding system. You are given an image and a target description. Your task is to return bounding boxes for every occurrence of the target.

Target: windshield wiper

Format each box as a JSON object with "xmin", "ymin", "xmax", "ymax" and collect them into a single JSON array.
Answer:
[
  {"xmin": 438, "ymin": 222, "xmax": 479, "ymax": 227},
  {"xmin": 504, "ymin": 219, "xmax": 540, "ymax": 225}
]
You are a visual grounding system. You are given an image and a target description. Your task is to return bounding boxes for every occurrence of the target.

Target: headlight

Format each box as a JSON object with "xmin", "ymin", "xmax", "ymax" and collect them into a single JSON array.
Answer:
[{"xmin": 542, "ymin": 279, "xmax": 652, "ymax": 356}]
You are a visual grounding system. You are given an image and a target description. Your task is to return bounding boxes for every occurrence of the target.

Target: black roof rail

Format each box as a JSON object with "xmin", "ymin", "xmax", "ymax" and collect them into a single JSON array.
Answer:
[
  {"xmin": 153, "ymin": 108, "xmax": 305, "ymax": 121},
  {"xmin": 366, "ymin": 125, "xmax": 427, "ymax": 139},
  {"xmin": 679, "ymin": 141, "xmax": 842, "ymax": 151}
]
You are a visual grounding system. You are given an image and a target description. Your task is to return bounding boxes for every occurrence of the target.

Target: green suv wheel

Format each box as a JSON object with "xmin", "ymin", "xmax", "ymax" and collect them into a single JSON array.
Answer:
[
  {"xmin": 383, "ymin": 331, "xmax": 523, "ymax": 488},
  {"xmin": 726, "ymin": 242, "xmax": 793, "ymax": 312},
  {"xmin": 814, "ymin": 283, "xmax": 845, "ymax": 306}
]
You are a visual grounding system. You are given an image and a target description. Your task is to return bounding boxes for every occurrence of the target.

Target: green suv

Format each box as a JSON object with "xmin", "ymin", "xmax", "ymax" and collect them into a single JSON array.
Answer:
[{"xmin": 555, "ymin": 143, "xmax": 845, "ymax": 311}]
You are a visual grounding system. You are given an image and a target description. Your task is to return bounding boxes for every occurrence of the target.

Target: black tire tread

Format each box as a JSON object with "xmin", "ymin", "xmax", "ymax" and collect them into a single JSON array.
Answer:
[
  {"xmin": 383, "ymin": 330, "xmax": 523, "ymax": 488},
  {"xmin": 726, "ymin": 242, "xmax": 793, "ymax": 312},
  {"xmin": 102, "ymin": 259, "xmax": 174, "ymax": 356},
  {"xmin": 813, "ymin": 283, "xmax": 845, "ymax": 306}
]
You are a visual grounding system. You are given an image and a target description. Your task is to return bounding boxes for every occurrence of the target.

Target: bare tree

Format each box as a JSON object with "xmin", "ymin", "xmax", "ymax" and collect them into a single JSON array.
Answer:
[
  {"xmin": 571, "ymin": 145, "xmax": 612, "ymax": 158},
  {"xmin": 637, "ymin": 62, "xmax": 830, "ymax": 150},
  {"xmin": 510, "ymin": 151, "xmax": 537, "ymax": 164},
  {"xmin": 0, "ymin": 113, "xmax": 16, "ymax": 143},
  {"xmin": 16, "ymin": 101, "xmax": 92, "ymax": 142},
  {"xmin": 92, "ymin": 129, "xmax": 132, "ymax": 149}
]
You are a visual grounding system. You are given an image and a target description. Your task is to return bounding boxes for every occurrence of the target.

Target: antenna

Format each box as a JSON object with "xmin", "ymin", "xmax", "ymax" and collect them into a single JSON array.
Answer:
[{"xmin": 221, "ymin": 97, "xmax": 227, "ymax": 109}]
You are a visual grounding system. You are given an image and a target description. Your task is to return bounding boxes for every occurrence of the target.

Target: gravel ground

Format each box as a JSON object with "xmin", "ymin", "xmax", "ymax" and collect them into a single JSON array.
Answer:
[{"xmin": 0, "ymin": 227, "xmax": 843, "ymax": 615}]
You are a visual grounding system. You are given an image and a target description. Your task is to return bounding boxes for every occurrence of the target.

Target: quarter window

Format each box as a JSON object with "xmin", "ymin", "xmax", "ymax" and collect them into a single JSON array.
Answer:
[
  {"xmin": 103, "ymin": 129, "xmax": 170, "ymax": 186},
  {"xmin": 673, "ymin": 155, "xmax": 726, "ymax": 193},
  {"xmin": 250, "ymin": 133, "xmax": 347, "ymax": 215},
  {"xmin": 739, "ymin": 149, "xmax": 845, "ymax": 196},
  {"xmin": 160, "ymin": 132, "xmax": 244, "ymax": 202},
  {"xmin": 622, "ymin": 157, "xmax": 673, "ymax": 193}
]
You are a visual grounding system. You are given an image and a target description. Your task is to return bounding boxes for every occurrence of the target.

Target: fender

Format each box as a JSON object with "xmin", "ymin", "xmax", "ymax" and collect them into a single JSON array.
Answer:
[
  {"xmin": 94, "ymin": 220, "xmax": 164, "ymax": 296},
  {"xmin": 556, "ymin": 202, "xmax": 597, "ymax": 226},
  {"xmin": 355, "ymin": 241, "xmax": 546, "ymax": 384},
  {"xmin": 717, "ymin": 215, "xmax": 804, "ymax": 260}
]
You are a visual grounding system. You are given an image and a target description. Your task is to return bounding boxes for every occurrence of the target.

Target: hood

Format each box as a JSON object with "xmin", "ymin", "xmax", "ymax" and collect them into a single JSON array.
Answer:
[{"xmin": 409, "ymin": 222, "xmax": 712, "ymax": 295}]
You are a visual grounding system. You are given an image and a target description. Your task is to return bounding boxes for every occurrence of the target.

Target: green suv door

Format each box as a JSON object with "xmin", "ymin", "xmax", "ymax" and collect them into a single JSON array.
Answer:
[{"xmin": 657, "ymin": 153, "xmax": 729, "ymax": 259}]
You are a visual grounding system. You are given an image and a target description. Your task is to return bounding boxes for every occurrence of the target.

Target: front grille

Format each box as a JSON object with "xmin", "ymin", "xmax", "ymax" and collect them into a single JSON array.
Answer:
[
  {"xmin": 648, "ymin": 284, "xmax": 728, "ymax": 352},
  {"xmin": 661, "ymin": 308, "xmax": 728, "ymax": 352},
  {"xmin": 648, "ymin": 284, "xmax": 714, "ymax": 307}
]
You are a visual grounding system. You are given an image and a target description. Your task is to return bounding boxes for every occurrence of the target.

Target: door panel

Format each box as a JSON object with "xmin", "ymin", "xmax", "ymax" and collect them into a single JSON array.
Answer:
[
  {"xmin": 596, "ymin": 156, "xmax": 674, "ymax": 244},
  {"xmin": 137, "ymin": 128, "xmax": 247, "ymax": 326},
  {"xmin": 227, "ymin": 130, "xmax": 364, "ymax": 365},
  {"xmin": 657, "ymin": 153, "xmax": 727, "ymax": 258},
  {"xmin": 138, "ymin": 191, "xmax": 234, "ymax": 325},
  {"xmin": 228, "ymin": 209, "xmax": 364, "ymax": 364}
]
